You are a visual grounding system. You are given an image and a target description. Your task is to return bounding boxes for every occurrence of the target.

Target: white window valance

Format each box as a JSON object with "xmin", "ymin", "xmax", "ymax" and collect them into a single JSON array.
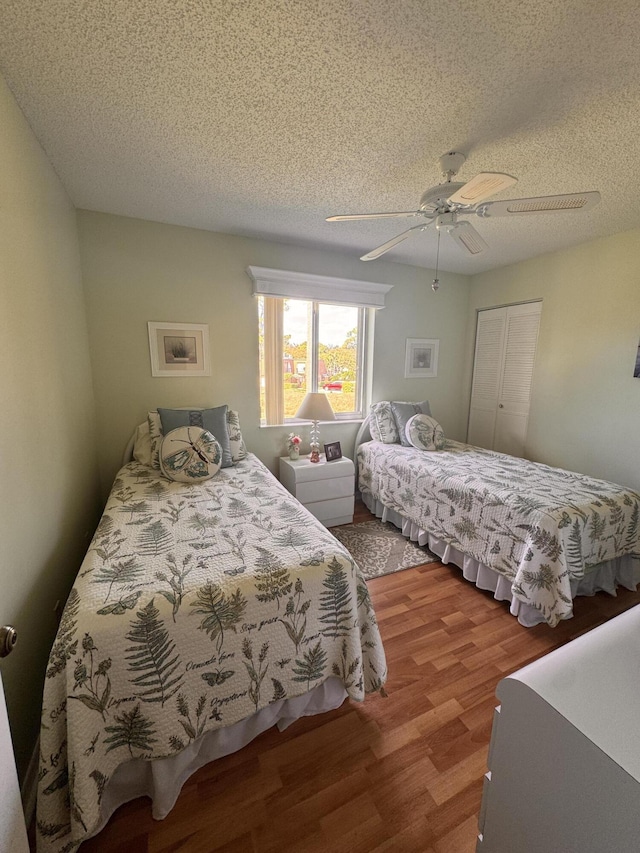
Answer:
[{"xmin": 247, "ymin": 265, "xmax": 392, "ymax": 308}]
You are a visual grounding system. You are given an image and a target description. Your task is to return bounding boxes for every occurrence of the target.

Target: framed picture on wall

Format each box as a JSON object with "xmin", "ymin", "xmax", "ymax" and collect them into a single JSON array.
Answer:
[
  {"xmin": 148, "ymin": 322, "xmax": 211, "ymax": 377},
  {"xmin": 404, "ymin": 338, "xmax": 439, "ymax": 378}
]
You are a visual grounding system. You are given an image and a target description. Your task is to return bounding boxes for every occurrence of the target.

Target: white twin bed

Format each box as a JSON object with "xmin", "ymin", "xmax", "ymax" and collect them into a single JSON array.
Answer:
[
  {"xmin": 36, "ymin": 411, "xmax": 387, "ymax": 852},
  {"xmin": 355, "ymin": 410, "xmax": 640, "ymax": 628}
]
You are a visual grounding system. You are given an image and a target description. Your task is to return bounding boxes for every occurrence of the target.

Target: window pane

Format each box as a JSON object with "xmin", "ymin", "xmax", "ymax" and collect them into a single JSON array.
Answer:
[
  {"xmin": 318, "ymin": 304, "xmax": 359, "ymax": 415},
  {"xmin": 283, "ymin": 298, "xmax": 311, "ymax": 419},
  {"xmin": 260, "ymin": 296, "xmax": 365, "ymax": 425}
]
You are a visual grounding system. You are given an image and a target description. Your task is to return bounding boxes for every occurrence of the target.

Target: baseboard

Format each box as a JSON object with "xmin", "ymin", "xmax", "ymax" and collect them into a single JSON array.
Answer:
[{"xmin": 21, "ymin": 735, "xmax": 39, "ymax": 829}]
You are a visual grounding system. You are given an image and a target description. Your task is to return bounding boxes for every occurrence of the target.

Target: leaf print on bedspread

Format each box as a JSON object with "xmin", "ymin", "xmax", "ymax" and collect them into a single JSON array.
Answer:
[
  {"xmin": 319, "ymin": 558, "xmax": 353, "ymax": 637},
  {"xmin": 566, "ymin": 519, "xmax": 585, "ymax": 571},
  {"xmin": 439, "ymin": 487, "xmax": 476, "ymax": 513},
  {"xmin": 92, "ymin": 557, "xmax": 143, "ymax": 602},
  {"xmin": 626, "ymin": 502, "xmax": 640, "ymax": 551},
  {"xmin": 137, "ymin": 520, "xmax": 173, "ymax": 556},
  {"xmin": 187, "ymin": 512, "xmax": 219, "ymax": 539},
  {"xmin": 254, "ymin": 547, "xmax": 292, "ymax": 609},
  {"xmin": 588, "ymin": 511, "xmax": 607, "ymax": 543},
  {"xmin": 332, "ymin": 638, "xmax": 360, "ymax": 690},
  {"xmin": 119, "ymin": 499, "xmax": 152, "ymax": 525},
  {"xmin": 155, "ymin": 554, "xmax": 193, "ymax": 621},
  {"xmin": 292, "ymin": 641, "xmax": 327, "ymax": 689},
  {"xmin": 103, "ymin": 704, "xmax": 157, "ymax": 756},
  {"xmin": 69, "ymin": 634, "xmax": 112, "ymax": 719},
  {"xmin": 518, "ymin": 564, "xmax": 559, "ymax": 593},
  {"xmin": 190, "ymin": 581, "xmax": 247, "ymax": 652},
  {"xmin": 36, "ymin": 818, "xmax": 70, "ymax": 844},
  {"xmin": 47, "ymin": 588, "xmax": 80, "ymax": 678},
  {"xmin": 279, "ymin": 578, "xmax": 311, "ymax": 651},
  {"xmin": 169, "ymin": 693, "xmax": 208, "ymax": 751},
  {"xmin": 125, "ymin": 600, "xmax": 183, "ymax": 705},
  {"xmin": 243, "ymin": 638, "xmax": 269, "ymax": 709},
  {"xmin": 516, "ymin": 525, "xmax": 563, "ymax": 561},
  {"xmin": 453, "ymin": 517, "xmax": 479, "ymax": 541},
  {"xmin": 89, "ymin": 514, "xmax": 126, "ymax": 566},
  {"xmin": 89, "ymin": 769, "xmax": 108, "ymax": 806}
]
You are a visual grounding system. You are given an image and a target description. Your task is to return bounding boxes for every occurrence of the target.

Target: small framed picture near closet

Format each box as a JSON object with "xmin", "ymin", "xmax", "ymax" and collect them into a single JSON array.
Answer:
[
  {"xmin": 405, "ymin": 338, "xmax": 439, "ymax": 378},
  {"xmin": 148, "ymin": 322, "xmax": 211, "ymax": 377}
]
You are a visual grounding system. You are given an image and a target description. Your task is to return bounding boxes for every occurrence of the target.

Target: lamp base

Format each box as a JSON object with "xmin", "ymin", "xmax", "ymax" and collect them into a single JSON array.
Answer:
[{"xmin": 309, "ymin": 421, "xmax": 321, "ymax": 462}]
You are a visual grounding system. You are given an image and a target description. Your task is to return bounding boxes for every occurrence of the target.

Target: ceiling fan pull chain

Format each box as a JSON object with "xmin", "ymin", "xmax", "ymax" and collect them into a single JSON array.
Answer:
[{"xmin": 432, "ymin": 228, "xmax": 441, "ymax": 292}]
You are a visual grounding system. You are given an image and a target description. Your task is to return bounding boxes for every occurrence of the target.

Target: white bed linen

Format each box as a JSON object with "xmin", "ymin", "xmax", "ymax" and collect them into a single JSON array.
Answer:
[
  {"xmin": 37, "ymin": 455, "xmax": 386, "ymax": 852},
  {"xmin": 362, "ymin": 491, "xmax": 640, "ymax": 627},
  {"xmin": 90, "ymin": 677, "xmax": 347, "ymax": 838}
]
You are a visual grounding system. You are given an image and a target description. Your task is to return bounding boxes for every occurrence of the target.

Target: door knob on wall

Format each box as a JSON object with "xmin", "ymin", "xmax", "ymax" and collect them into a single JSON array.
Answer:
[
  {"xmin": 0, "ymin": 626, "xmax": 17, "ymax": 658},
  {"xmin": 498, "ymin": 403, "xmax": 504, "ymax": 408}
]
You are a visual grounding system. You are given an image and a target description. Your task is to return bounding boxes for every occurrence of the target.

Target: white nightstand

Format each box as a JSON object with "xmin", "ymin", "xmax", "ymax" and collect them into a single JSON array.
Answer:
[{"xmin": 279, "ymin": 455, "xmax": 355, "ymax": 527}]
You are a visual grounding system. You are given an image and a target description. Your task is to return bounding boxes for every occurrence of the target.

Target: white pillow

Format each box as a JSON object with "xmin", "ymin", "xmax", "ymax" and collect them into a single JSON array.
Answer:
[
  {"xmin": 132, "ymin": 422, "xmax": 153, "ymax": 466},
  {"xmin": 405, "ymin": 414, "xmax": 445, "ymax": 451},
  {"xmin": 369, "ymin": 402, "xmax": 398, "ymax": 443},
  {"xmin": 147, "ymin": 411, "xmax": 163, "ymax": 469},
  {"xmin": 227, "ymin": 409, "xmax": 247, "ymax": 463},
  {"xmin": 160, "ymin": 427, "xmax": 222, "ymax": 483}
]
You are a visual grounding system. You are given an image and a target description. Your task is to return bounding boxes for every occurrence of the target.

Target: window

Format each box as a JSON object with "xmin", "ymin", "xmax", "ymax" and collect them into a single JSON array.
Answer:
[
  {"xmin": 248, "ymin": 265, "xmax": 392, "ymax": 427},
  {"xmin": 258, "ymin": 297, "xmax": 368, "ymax": 424}
]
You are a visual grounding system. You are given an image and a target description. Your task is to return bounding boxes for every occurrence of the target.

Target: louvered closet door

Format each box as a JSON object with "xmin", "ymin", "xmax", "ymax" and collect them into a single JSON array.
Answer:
[{"xmin": 468, "ymin": 302, "xmax": 541, "ymax": 457}]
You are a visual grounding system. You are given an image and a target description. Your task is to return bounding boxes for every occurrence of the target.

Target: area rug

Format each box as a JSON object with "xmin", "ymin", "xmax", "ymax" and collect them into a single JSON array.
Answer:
[{"xmin": 332, "ymin": 519, "xmax": 438, "ymax": 580}]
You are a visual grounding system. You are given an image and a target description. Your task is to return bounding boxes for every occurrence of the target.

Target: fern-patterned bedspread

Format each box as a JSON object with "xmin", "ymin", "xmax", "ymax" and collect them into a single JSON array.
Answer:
[
  {"xmin": 358, "ymin": 440, "xmax": 640, "ymax": 627},
  {"xmin": 37, "ymin": 455, "xmax": 387, "ymax": 852}
]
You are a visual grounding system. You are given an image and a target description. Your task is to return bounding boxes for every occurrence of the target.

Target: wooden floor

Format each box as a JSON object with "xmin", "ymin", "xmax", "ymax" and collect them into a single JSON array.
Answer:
[{"xmin": 79, "ymin": 502, "xmax": 640, "ymax": 853}]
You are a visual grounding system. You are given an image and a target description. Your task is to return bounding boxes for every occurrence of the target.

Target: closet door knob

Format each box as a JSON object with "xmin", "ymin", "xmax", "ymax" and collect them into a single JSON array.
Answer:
[
  {"xmin": 498, "ymin": 403, "xmax": 504, "ymax": 408},
  {"xmin": 0, "ymin": 626, "xmax": 18, "ymax": 658}
]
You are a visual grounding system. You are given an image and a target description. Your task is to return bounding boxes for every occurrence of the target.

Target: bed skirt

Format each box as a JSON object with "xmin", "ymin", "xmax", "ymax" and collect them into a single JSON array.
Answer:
[
  {"xmin": 88, "ymin": 678, "xmax": 348, "ymax": 840},
  {"xmin": 361, "ymin": 492, "xmax": 640, "ymax": 627}
]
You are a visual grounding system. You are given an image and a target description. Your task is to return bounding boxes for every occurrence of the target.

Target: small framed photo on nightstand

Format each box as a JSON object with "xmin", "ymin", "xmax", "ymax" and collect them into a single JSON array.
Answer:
[{"xmin": 324, "ymin": 441, "xmax": 342, "ymax": 461}]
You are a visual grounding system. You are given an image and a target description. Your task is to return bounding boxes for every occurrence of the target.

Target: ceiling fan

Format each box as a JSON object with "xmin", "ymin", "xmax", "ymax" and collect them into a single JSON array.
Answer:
[{"xmin": 326, "ymin": 151, "xmax": 600, "ymax": 263}]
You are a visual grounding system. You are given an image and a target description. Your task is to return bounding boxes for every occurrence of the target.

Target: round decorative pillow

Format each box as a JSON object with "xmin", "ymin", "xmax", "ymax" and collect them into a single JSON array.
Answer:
[
  {"xmin": 405, "ymin": 414, "xmax": 445, "ymax": 451},
  {"xmin": 160, "ymin": 426, "xmax": 222, "ymax": 482}
]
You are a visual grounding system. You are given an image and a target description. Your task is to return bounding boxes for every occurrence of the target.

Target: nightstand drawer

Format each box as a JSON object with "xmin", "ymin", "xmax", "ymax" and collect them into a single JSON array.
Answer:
[
  {"xmin": 305, "ymin": 495, "xmax": 354, "ymax": 524},
  {"xmin": 286, "ymin": 456, "xmax": 355, "ymax": 483},
  {"xmin": 296, "ymin": 475, "xmax": 354, "ymax": 504}
]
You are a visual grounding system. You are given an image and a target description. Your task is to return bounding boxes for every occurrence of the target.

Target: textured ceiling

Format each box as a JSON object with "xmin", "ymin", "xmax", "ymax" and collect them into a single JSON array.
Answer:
[{"xmin": 1, "ymin": 0, "xmax": 639, "ymax": 274}]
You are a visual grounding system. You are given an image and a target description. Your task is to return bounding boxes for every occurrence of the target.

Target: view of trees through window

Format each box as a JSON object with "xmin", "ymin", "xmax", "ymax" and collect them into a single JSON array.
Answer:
[{"xmin": 259, "ymin": 298, "xmax": 361, "ymax": 422}]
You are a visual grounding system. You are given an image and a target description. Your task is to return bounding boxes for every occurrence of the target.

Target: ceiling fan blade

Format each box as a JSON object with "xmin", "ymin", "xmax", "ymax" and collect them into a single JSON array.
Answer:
[
  {"xmin": 449, "ymin": 220, "xmax": 488, "ymax": 255},
  {"xmin": 448, "ymin": 172, "xmax": 517, "ymax": 205},
  {"xmin": 360, "ymin": 224, "xmax": 428, "ymax": 261},
  {"xmin": 326, "ymin": 211, "xmax": 421, "ymax": 222},
  {"xmin": 476, "ymin": 191, "xmax": 600, "ymax": 217}
]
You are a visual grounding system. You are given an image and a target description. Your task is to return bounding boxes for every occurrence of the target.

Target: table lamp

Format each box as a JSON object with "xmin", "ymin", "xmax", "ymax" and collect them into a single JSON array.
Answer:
[{"xmin": 295, "ymin": 392, "xmax": 336, "ymax": 462}]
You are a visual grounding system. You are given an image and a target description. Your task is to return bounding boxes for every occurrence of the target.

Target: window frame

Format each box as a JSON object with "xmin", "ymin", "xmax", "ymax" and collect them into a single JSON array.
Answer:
[
  {"xmin": 258, "ymin": 295, "xmax": 371, "ymax": 426},
  {"xmin": 248, "ymin": 265, "xmax": 392, "ymax": 428}
]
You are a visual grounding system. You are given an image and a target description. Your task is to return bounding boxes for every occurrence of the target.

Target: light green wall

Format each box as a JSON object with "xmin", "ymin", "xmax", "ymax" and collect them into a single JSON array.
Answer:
[
  {"xmin": 78, "ymin": 210, "xmax": 471, "ymax": 495},
  {"xmin": 0, "ymin": 76, "xmax": 101, "ymax": 779},
  {"xmin": 467, "ymin": 229, "xmax": 640, "ymax": 491}
]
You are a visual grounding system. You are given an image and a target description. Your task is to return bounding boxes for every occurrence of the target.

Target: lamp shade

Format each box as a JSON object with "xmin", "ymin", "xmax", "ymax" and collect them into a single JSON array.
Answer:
[{"xmin": 295, "ymin": 392, "xmax": 336, "ymax": 422}]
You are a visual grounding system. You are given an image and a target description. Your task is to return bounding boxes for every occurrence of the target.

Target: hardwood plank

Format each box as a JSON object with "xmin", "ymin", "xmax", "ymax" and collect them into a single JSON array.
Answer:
[{"xmin": 78, "ymin": 499, "xmax": 640, "ymax": 853}]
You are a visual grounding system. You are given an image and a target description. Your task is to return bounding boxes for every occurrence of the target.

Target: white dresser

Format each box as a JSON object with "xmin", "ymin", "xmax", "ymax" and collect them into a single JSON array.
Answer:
[
  {"xmin": 279, "ymin": 455, "xmax": 355, "ymax": 527},
  {"xmin": 478, "ymin": 604, "xmax": 640, "ymax": 853}
]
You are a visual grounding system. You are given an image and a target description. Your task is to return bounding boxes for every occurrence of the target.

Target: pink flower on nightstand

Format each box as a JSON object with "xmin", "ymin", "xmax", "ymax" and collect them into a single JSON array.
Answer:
[{"xmin": 287, "ymin": 433, "xmax": 301, "ymax": 451}]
